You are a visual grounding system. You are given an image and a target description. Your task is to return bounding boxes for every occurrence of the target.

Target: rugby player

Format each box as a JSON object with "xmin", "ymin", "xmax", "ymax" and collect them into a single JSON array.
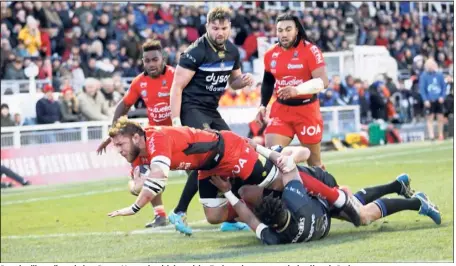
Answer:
[
  {"xmin": 106, "ymin": 117, "xmax": 361, "ymax": 232},
  {"xmin": 169, "ymin": 6, "xmax": 254, "ymax": 233},
  {"xmin": 97, "ymin": 40, "xmax": 175, "ymax": 228},
  {"xmin": 256, "ymin": 14, "xmax": 329, "ymax": 168},
  {"xmin": 210, "ymin": 146, "xmax": 441, "ymax": 245}
]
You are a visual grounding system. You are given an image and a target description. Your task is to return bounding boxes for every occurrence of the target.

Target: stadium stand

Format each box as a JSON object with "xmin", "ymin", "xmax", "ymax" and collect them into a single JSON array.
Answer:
[{"xmin": 0, "ymin": 1, "xmax": 453, "ymax": 128}]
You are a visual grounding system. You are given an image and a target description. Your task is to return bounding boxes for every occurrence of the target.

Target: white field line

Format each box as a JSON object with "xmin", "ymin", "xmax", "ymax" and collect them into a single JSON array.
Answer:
[
  {"xmin": 1, "ymin": 145, "xmax": 452, "ymax": 206},
  {"xmin": 1, "ymin": 219, "xmax": 218, "ymax": 240},
  {"xmin": 0, "ymin": 179, "xmax": 187, "ymax": 206}
]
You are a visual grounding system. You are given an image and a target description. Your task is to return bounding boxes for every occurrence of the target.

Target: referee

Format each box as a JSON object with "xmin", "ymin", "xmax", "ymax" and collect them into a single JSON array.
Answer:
[{"xmin": 169, "ymin": 6, "xmax": 254, "ymax": 235}]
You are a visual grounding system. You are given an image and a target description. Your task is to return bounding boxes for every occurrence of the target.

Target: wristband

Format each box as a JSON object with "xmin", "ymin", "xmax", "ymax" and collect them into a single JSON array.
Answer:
[
  {"xmin": 131, "ymin": 203, "xmax": 141, "ymax": 213},
  {"xmin": 256, "ymin": 145, "xmax": 272, "ymax": 159},
  {"xmin": 224, "ymin": 191, "xmax": 240, "ymax": 206},
  {"xmin": 256, "ymin": 223, "xmax": 268, "ymax": 239},
  {"xmin": 172, "ymin": 117, "xmax": 182, "ymax": 127}
]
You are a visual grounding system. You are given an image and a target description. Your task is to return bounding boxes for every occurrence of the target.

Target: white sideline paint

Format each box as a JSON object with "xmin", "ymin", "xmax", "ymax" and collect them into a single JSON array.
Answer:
[
  {"xmin": 1, "ymin": 144, "xmax": 452, "ymax": 206},
  {"xmin": 1, "ymin": 219, "xmax": 217, "ymax": 240}
]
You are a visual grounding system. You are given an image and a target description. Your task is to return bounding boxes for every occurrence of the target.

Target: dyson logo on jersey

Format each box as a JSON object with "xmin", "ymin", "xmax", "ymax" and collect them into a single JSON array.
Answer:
[
  {"xmin": 148, "ymin": 102, "xmax": 171, "ymax": 122},
  {"xmin": 287, "ymin": 64, "xmax": 304, "ymax": 69},
  {"xmin": 206, "ymin": 73, "xmax": 230, "ymax": 85},
  {"xmin": 276, "ymin": 76, "xmax": 304, "ymax": 87},
  {"xmin": 292, "ymin": 217, "xmax": 306, "ymax": 243}
]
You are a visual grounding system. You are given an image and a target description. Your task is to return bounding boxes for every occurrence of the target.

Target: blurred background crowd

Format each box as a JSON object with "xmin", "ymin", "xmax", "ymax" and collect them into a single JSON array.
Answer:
[{"xmin": 0, "ymin": 1, "xmax": 454, "ymax": 127}]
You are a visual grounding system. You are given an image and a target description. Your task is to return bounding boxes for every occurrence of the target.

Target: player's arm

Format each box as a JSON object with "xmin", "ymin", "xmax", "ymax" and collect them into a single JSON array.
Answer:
[
  {"xmin": 281, "ymin": 146, "xmax": 311, "ymax": 164},
  {"xmin": 97, "ymin": 83, "xmax": 138, "ymax": 154},
  {"xmin": 260, "ymin": 71, "xmax": 276, "ymax": 107},
  {"xmin": 210, "ymin": 176, "xmax": 282, "ymax": 245},
  {"xmin": 170, "ymin": 46, "xmax": 202, "ymax": 126},
  {"xmin": 170, "ymin": 65, "xmax": 195, "ymax": 126},
  {"xmin": 278, "ymin": 45, "xmax": 329, "ymax": 99},
  {"xmin": 228, "ymin": 48, "xmax": 254, "ymax": 90}
]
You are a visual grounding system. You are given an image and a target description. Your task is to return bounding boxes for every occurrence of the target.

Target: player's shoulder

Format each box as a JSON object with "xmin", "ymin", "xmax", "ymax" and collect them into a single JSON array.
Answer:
[
  {"xmin": 264, "ymin": 43, "xmax": 280, "ymax": 57},
  {"xmin": 263, "ymin": 43, "xmax": 281, "ymax": 62},
  {"xmin": 130, "ymin": 72, "xmax": 148, "ymax": 86},
  {"xmin": 185, "ymin": 36, "xmax": 206, "ymax": 54},
  {"xmin": 300, "ymin": 40, "xmax": 321, "ymax": 53},
  {"xmin": 165, "ymin": 65, "xmax": 175, "ymax": 75},
  {"xmin": 225, "ymin": 39, "xmax": 239, "ymax": 54}
]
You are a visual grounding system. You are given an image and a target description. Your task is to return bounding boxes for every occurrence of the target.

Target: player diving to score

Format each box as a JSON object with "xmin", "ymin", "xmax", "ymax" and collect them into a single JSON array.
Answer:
[
  {"xmin": 210, "ymin": 145, "xmax": 442, "ymax": 245},
  {"xmin": 106, "ymin": 117, "xmax": 361, "ymax": 232}
]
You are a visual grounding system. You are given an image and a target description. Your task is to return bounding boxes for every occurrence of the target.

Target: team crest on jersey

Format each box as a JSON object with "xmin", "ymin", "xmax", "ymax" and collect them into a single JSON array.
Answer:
[
  {"xmin": 293, "ymin": 51, "xmax": 299, "ymax": 58},
  {"xmin": 162, "ymin": 80, "xmax": 167, "ymax": 86},
  {"xmin": 141, "ymin": 90, "xmax": 147, "ymax": 97},
  {"xmin": 202, "ymin": 122, "xmax": 210, "ymax": 129},
  {"xmin": 140, "ymin": 82, "xmax": 147, "ymax": 88},
  {"xmin": 220, "ymin": 61, "xmax": 225, "ymax": 70},
  {"xmin": 218, "ymin": 51, "xmax": 225, "ymax": 59},
  {"xmin": 270, "ymin": 60, "xmax": 277, "ymax": 68}
]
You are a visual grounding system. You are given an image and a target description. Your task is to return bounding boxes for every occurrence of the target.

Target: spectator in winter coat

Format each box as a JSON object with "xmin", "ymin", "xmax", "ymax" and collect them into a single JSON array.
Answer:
[
  {"xmin": 419, "ymin": 58, "xmax": 447, "ymax": 140},
  {"xmin": 36, "ymin": 84, "xmax": 61, "ymax": 124}
]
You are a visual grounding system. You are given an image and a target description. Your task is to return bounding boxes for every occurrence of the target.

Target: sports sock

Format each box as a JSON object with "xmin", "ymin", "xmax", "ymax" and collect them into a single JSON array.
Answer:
[
  {"xmin": 354, "ymin": 180, "xmax": 402, "ymax": 205},
  {"xmin": 299, "ymin": 170, "xmax": 343, "ymax": 207},
  {"xmin": 373, "ymin": 198, "xmax": 421, "ymax": 217},
  {"xmin": 174, "ymin": 170, "xmax": 199, "ymax": 213},
  {"xmin": 153, "ymin": 205, "xmax": 166, "ymax": 218}
]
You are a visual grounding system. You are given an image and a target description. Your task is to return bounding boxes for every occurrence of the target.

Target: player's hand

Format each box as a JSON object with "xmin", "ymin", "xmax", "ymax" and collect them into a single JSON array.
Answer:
[
  {"xmin": 276, "ymin": 155, "xmax": 296, "ymax": 173},
  {"xmin": 256, "ymin": 105, "xmax": 267, "ymax": 123},
  {"xmin": 108, "ymin": 206, "xmax": 135, "ymax": 217},
  {"xmin": 97, "ymin": 137, "xmax": 111, "ymax": 155},
  {"xmin": 209, "ymin": 175, "xmax": 232, "ymax": 193},
  {"xmin": 240, "ymin": 73, "xmax": 254, "ymax": 87},
  {"xmin": 172, "ymin": 117, "xmax": 182, "ymax": 127},
  {"xmin": 424, "ymin": 101, "xmax": 431, "ymax": 108},
  {"xmin": 277, "ymin": 86, "xmax": 298, "ymax": 100},
  {"xmin": 438, "ymin": 97, "xmax": 444, "ymax": 104}
]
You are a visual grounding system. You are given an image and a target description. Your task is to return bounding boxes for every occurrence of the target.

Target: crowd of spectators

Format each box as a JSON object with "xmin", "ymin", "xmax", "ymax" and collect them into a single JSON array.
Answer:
[{"xmin": 0, "ymin": 2, "xmax": 453, "ymax": 127}]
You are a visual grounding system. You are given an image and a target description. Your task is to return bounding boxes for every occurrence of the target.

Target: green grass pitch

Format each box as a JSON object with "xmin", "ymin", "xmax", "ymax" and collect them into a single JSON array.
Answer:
[{"xmin": 1, "ymin": 140, "xmax": 453, "ymax": 262}]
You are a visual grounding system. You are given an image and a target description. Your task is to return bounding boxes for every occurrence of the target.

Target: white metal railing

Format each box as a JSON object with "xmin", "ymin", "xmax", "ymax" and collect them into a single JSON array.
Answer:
[{"xmin": 1, "ymin": 106, "xmax": 360, "ymax": 149}]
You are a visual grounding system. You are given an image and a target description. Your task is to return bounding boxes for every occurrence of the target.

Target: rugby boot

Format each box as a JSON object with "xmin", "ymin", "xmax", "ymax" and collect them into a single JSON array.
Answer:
[
  {"xmin": 413, "ymin": 192, "xmax": 441, "ymax": 225},
  {"xmin": 145, "ymin": 215, "xmax": 168, "ymax": 228},
  {"xmin": 220, "ymin": 221, "xmax": 250, "ymax": 232},
  {"xmin": 339, "ymin": 189, "xmax": 362, "ymax": 227},
  {"xmin": 396, "ymin": 173, "xmax": 414, "ymax": 198}
]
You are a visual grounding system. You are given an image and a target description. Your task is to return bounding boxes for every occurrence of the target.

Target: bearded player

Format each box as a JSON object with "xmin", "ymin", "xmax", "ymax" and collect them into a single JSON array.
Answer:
[{"xmin": 106, "ymin": 117, "xmax": 361, "ymax": 234}]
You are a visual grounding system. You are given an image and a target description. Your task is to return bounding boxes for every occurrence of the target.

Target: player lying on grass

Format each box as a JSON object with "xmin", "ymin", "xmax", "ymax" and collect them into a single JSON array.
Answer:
[
  {"xmin": 106, "ymin": 117, "xmax": 360, "ymax": 235},
  {"xmin": 210, "ymin": 145, "xmax": 442, "ymax": 245}
]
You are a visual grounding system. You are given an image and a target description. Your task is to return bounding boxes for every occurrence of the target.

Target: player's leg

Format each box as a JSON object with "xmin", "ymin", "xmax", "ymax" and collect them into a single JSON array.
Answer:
[
  {"xmin": 145, "ymin": 194, "xmax": 168, "ymax": 228},
  {"xmin": 360, "ymin": 192, "xmax": 441, "ymax": 225},
  {"xmin": 425, "ymin": 104, "xmax": 436, "ymax": 140},
  {"xmin": 435, "ymin": 101, "xmax": 445, "ymax": 140},
  {"xmin": 208, "ymin": 112, "xmax": 250, "ymax": 231},
  {"xmin": 353, "ymin": 173, "xmax": 415, "ymax": 205},
  {"xmin": 264, "ymin": 116, "xmax": 294, "ymax": 148},
  {"xmin": 170, "ymin": 109, "xmax": 211, "ymax": 225},
  {"xmin": 294, "ymin": 109, "xmax": 324, "ymax": 167}
]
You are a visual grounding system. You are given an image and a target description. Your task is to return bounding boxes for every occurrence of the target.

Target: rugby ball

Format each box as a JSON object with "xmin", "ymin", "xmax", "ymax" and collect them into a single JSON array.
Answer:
[{"xmin": 129, "ymin": 165, "xmax": 150, "ymax": 196}]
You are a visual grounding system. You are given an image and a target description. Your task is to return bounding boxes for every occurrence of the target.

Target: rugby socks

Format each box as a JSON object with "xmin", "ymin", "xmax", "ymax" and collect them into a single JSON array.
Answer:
[
  {"xmin": 299, "ymin": 170, "xmax": 343, "ymax": 207},
  {"xmin": 354, "ymin": 180, "xmax": 402, "ymax": 205},
  {"xmin": 373, "ymin": 198, "xmax": 421, "ymax": 217},
  {"xmin": 174, "ymin": 170, "xmax": 199, "ymax": 213},
  {"xmin": 153, "ymin": 205, "xmax": 166, "ymax": 218}
]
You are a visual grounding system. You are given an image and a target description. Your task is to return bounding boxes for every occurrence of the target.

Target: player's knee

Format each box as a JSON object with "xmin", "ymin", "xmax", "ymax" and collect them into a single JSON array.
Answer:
[{"xmin": 204, "ymin": 207, "xmax": 226, "ymax": 224}]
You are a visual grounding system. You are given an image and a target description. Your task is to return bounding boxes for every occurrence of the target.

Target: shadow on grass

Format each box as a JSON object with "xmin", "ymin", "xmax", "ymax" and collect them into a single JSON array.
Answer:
[{"xmin": 133, "ymin": 220, "xmax": 448, "ymax": 262}]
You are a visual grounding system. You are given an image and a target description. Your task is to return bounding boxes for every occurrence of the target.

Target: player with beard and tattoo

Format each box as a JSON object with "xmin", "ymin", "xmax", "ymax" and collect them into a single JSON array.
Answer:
[
  {"xmin": 169, "ymin": 6, "xmax": 255, "ymax": 234},
  {"xmin": 96, "ymin": 40, "xmax": 175, "ymax": 228}
]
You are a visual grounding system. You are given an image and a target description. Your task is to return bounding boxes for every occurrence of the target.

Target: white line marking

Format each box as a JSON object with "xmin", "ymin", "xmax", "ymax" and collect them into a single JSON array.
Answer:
[
  {"xmin": 1, "ymin": 179, "xmax": 186, "ymax": 206},
  {"xmin": 1, "ymin": 145, "xmax": 452, "ymax": 206},
  {"xmin": 1, "ymin": 219, "xmax": 219, "ymax": 240}
]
